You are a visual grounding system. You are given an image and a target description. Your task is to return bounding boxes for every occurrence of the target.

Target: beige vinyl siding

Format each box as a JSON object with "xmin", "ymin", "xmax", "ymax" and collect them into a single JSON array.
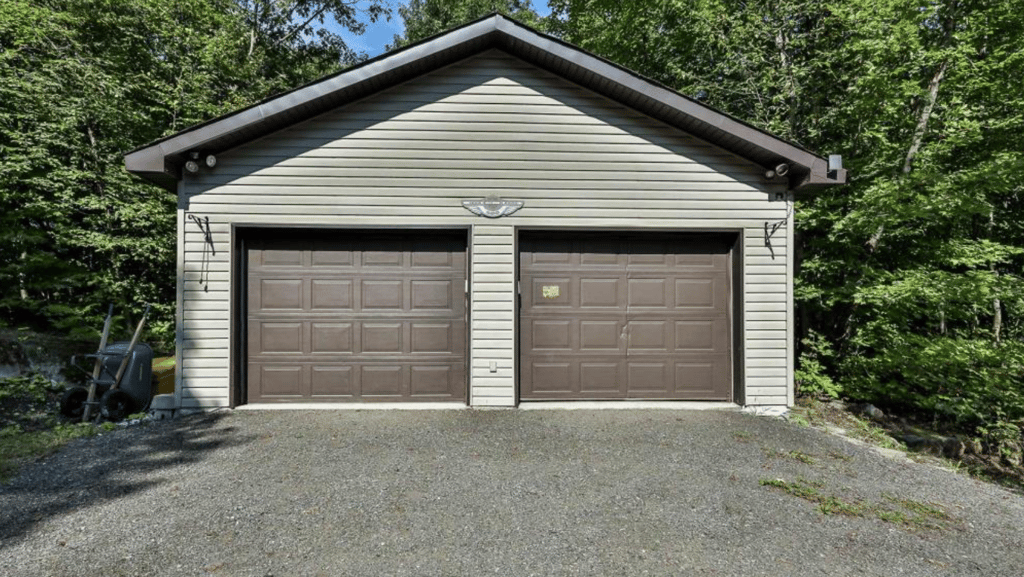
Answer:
[
  {"xmin": 470, "ymin": 225, "xmax": 515, "ymax": 406},
  {"xmin": 179, "ymin": 50, "xmax": 792, "ymax": 408}
]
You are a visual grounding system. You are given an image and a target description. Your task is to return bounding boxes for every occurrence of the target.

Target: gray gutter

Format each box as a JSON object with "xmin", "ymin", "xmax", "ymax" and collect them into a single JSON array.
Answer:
[{"xmin": 125, "ymin": 14, "xmax": 847, "ymax": 191}]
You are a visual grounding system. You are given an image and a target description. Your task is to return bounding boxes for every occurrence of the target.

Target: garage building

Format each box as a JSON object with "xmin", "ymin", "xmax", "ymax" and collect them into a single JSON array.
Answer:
[{"xmin": 125, "ymin": 15, "xmax": 846, "ymax": 410}]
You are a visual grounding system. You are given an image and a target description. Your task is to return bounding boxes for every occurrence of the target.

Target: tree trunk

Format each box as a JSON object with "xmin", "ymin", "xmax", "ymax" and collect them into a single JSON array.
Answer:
[
  {"xmin": 867, "ymin": 60, "xmax": 948, "ymax": 253},
  {"xmin": 902, "ymin": 61, "xmax": 947, "ymax": 175},
  {"xmin": 989, "ymin": 209, "xmax": 1002, "ymax": 344},
  {"xmin": 774, "ymin": 26, "xmax": 799, "ymax": 137},
  {"xmin": 19, "ymin": 251, "xmax": 28, "ymax": 301}
]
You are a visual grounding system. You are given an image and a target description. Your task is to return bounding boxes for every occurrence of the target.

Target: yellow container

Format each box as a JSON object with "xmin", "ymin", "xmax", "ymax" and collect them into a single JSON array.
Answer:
[{"xmin": 151, "ymin": 356, "xmax": 176, "ymax": 396}]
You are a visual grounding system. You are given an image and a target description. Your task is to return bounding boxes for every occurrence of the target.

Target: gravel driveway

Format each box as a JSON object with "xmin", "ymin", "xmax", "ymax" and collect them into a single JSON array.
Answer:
[{"xmin": 2, "ymin": 409, "xmax": 1023, "ymax": 576}]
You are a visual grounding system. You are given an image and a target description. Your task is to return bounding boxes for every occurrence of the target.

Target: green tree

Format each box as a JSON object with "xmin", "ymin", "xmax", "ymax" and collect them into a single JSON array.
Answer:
[
  {"xmin": 549, "ymin": 0, "xmax": 1024, "ymax": 437},
  {"xmin": 391, "ymin": 0, "xmax": 543, "ymax": 48},
  {"xmin": 0, "ymin": 0, "xmax": 389, "ymax": 344}
]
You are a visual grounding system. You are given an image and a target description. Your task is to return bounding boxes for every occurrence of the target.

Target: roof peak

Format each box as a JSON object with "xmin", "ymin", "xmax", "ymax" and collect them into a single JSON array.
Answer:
[{"xmin": 126, "ymin": 13, "xmax": 845, "ymax": 191}]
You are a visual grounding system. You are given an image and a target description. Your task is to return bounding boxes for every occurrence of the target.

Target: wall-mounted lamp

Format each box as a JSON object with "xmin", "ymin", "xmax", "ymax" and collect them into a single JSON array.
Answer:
[
  {"xmin": 184, "ymin": 151, "xmax": 216, "ymax": 174},
  {"xmin": 764, "ymin": 163, "xmax": 789, "ymax": 180}
]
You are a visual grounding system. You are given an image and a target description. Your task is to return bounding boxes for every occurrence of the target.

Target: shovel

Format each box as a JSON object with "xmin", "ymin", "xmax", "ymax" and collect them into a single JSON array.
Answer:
[
  {"xmin": 95, "ymin": 304, "xmax": 150, "ymax": 422},
  {"xmin": 81, "ymin": 304, "xmax": 114, "ymax": 422}
]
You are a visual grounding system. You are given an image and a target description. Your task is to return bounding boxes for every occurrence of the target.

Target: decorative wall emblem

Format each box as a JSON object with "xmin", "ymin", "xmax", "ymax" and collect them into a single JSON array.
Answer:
[{"xmin": 462, "ymin": 196, "xmax": 524, "ymax": 218}]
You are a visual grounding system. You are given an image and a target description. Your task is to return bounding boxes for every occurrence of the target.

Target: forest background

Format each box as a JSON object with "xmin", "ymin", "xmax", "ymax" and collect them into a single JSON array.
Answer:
[{"xmin": 1, "ymin": 0, "xmax": 1021, "ymax": 450}]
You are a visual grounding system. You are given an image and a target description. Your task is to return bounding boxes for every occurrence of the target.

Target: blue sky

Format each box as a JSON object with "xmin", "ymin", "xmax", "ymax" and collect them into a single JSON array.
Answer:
[{"xmin": 336, "ymin": 1, "xmax": 553, "ymax": 59}]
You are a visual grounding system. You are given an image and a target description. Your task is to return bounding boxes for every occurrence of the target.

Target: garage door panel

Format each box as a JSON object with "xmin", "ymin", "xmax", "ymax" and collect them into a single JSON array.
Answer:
[
  {"xmin": 361, "ymin": 323, "xmax": 403, "ymax": 353},
  {"xmin": 361, "ymin": 280, "xmax": 403, "ymax": 309},
  {"xmin": 528, "ymin": 362, "xmax": 574, "ymax": 395},
  {"xmin": 247, "ymin": 231, "xmax": 466, "ymax": 403},
  {"xmin": 410, "ymin": 365, "xmax": 455, "ymax": 396},
  {"xmin": 253, "ymin": 278, "xmax": 304, "ymax": 310},
  {"xmin": 627, "ymin": 278, "xmax": 669, "ymax": 308},
  {"xmin": 311, "ymin": 322, "xmax": 354, "ymax": 353},
  {"xmin": 259, "ymin": 322, "xmax": 304, "ymax": 353},
  {"xmin": 361, "ymin": 366, "xmax": 403, "ymax": 396},
  {"xmin": 251, "ymin": 365, "xmax": 305, "ymax": 398},
  {"xmin": 311, "ymin": 366, "xmax": 354, "ymax": 397},
  {"xmin": 310, "ymin": 247, "xmax": 354, "ymax": 267},
  {"xmin": 580, "ymin": 362, "xmax": 624, "ymax": 394},
  {"xmin": 627, "ymin": 362, "xmax": 670, "ymax": 393},
  {"xmin": 411, "ymin": 322, "xmax": 455, "ymax": 353},
  {"xmin": 411, "ymin": 280, "xmax": 454, "ymax": 309},
  {"xmin": 580, "ymin": 320, "xmax": 624, "ymax": 350},
  {"xmin": 311, "ymin": 280, "xmax": 353, "ymax": 309},
  {"xmin": 527, "ymin": 277, "xmax": 571, "ymax": 307},
  {"xmin": 580, "ymin": 278, "xmax": 622, "ymax": 307},
  {"xmin": 520, "ymin": 232, "xmax": 732, "ymax": 401},
  {"xmin": 531, "ymin": 320, "xmax": 573, "ymax": 350},
  {"xmin": 627, "ymin": 321, "xmax": 670, "ymax": 351}
]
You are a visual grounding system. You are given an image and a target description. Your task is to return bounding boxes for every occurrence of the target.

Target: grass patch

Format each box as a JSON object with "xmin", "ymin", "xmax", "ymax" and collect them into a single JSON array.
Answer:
[
  {"xmin": 761, "ymin": 446, "xmax": 819, "ymax": 466},
  {"xmin": 761, "ymin": 478, "xmax": 957, "ymax": 531},
  {"xmin": 818, "ymin": 495, "xmax": 865, "ymax": 517},
  {"xmin": 732, "ymin": 430, "xmax": 753, "ymax": 442},
  {"xmin": 788, "ymin": 450, "xmax": 817, "ymax": 465},
  {"xmin": 787, "ymin": 414, "xmax": 810, "ymax": 427},
  {"xmin": 760, "ymin": 478, "xmax": 821, "ymax": 500},
  {"xmin": 0, "ymin": 421, "xmax": 116, "ymax": 483}
]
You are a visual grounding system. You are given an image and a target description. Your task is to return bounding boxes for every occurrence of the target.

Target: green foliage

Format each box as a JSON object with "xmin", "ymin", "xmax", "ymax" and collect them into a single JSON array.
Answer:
[
  {"xmin": 392, "ymin": 0, "xmax": 543, "ymax": 48},
  {"xmin": 0, "ymin": 0, "xmax": 389, "ymax": 347},
  {"xmin": 0, "ymin": 374, "xmax": 61, "ymax": 404},
  {"xmin": 547, "ymin": 0, "xmax": 1024, "ymax": 444},
  {"xmin": 795, "ymin": 331, "xmax": 842, "ymax": 399}
]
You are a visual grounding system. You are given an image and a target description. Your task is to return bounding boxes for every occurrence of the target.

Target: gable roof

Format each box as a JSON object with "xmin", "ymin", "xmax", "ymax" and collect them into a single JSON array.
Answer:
[{"xmin": 125, "ymin": 13, "xmax": 847, "ymax": 191}]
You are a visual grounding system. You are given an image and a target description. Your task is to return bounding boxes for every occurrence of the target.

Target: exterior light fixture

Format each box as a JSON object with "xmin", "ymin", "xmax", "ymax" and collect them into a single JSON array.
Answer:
[{"xmin": 184, "ymin": 151, "xmax": 215, "ymax": 174}]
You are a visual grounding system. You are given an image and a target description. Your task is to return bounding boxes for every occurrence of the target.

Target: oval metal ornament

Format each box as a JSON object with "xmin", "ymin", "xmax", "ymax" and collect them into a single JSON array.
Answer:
[{"xmin": 462, "ymin": 195, "xmax": 524, "ymax": 218}]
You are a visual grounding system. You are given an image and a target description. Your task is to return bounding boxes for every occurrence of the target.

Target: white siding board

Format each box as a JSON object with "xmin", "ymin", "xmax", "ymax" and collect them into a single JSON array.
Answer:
[
  {"xmin": 179, "ymin": 51, "xmax": 793, "ymax": 409},
  {"xmin": 182, "ymin": 328, "xmax": 229, "ymax": 340},
  {"xmin": 472, "ymin": 397, "xmax": 517, "ymax": 406},
  {"xmin": 184, "ymin": 310, "xmax": 229, "ymax": 321},
  {"xmin": 181, "ymin": 349, "xmax": 229, "ymax": 359},
  {"xmin": 182, "ymin": 358, "xmax": 230, "ymax": 369}
]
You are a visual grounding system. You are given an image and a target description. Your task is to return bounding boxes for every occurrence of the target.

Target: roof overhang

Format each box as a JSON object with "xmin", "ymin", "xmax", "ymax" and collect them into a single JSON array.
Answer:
[{"xmin": 125, "ymin": 14, "xmax": 848, "ymax": 192}]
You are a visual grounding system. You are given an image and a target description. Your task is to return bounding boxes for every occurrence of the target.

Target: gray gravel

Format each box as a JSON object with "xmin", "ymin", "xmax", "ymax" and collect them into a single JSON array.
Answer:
[{"xmin": 2, "ymin": 409, "xmax": 1023, "ymax": 576}]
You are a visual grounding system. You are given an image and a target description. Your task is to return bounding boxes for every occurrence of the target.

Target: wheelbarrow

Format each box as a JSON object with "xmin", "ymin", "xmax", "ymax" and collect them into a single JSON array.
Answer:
[{"xmin": 62, "ymin": 341, "xmax": 155, "ymax": 421}]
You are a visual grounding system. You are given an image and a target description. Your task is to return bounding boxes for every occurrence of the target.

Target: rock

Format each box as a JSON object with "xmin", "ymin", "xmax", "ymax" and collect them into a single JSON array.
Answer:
[
  {"xmin": 827, "ymin": 400, "xmax": 847, "ymax": 412},
  {"xmin": 901, "ymin": 434, "xmax": 944, "ymax": 454},
  {"xmin": 942, "ymin": 436, "xmax": 966, "ymax": 459},
  {"xmin": 858, "ymin": 403, "xmax": 885, "ymax": 420}
]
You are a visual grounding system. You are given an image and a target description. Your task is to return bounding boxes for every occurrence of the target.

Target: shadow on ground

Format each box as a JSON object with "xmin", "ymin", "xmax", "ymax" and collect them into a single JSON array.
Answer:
[{"xmin": 0, "ymin": 412, "xmax": 252, "ymax": 547}]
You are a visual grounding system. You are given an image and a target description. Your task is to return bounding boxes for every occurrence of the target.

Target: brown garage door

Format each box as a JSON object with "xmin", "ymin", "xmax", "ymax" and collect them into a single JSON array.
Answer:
[
  {"xmin": 246, "ymin": 231, "xmax": 466, "ymax": 403},
  {"xmin": 520, "ymin": 232, "xmax": 732, "ymax": 401}
]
